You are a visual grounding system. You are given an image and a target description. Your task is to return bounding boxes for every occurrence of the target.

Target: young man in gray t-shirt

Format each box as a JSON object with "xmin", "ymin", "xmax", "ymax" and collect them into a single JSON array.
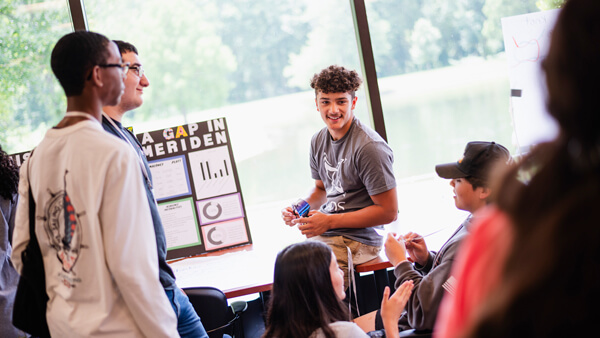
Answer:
[{"xmin": 281, "ymin": 65, "xmax": 398, "ymax": 293}]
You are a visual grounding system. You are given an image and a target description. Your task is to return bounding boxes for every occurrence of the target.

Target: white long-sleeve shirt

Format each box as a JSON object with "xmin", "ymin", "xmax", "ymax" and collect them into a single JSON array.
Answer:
[{"xmin": 11, "ymin": 118, "xmax": 178, "ymax": 337}]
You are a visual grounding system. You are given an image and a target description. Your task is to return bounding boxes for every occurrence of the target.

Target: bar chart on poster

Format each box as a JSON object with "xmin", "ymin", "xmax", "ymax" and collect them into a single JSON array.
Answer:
[
  {"xmin": 138, "ymin": 117, "xmax": 252, "ymax": 259},
  {"xmin": 502, "ymin": 9, "xmax": 560, "ymax": 153},
  {"xmin": 188, "ymin": 146, "xmax": 237, "ymax": 200}
]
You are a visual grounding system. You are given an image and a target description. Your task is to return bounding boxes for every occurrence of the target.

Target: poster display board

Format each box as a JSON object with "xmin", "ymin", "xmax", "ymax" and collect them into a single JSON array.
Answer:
[
  {"xmin": 137, "ymin": 117, "xmax": 251, "ymax": 259},
  {"xmin": 501, "ymin": 9, "xmax": 560, "ymax": 152},
  {"xmin": 9, "ymin": 117, "xmax": 251, "ymax": 260}
]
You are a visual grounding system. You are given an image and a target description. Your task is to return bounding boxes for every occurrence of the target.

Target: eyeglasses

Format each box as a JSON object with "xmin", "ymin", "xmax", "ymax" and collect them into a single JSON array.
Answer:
[
  {"xmin": 98, "ymin": 62, "xmax": 130, "ymax": 79},
  {"xmin": 128, "ymin": 65, "xmax": 145, "ymax": 78}
]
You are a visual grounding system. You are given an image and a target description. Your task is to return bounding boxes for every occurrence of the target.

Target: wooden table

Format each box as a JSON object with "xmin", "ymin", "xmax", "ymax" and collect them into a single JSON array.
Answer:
[
  {"xmin": 169, "ymin": 241, "xmax": 394, "ymax": 303},
  {"xmin": 169, "ymin": 244, "xmax": 275, "ymax": 299},
  {"xmin": 355, "ymin": 251, "xmax": 393, "ymax": 273}
]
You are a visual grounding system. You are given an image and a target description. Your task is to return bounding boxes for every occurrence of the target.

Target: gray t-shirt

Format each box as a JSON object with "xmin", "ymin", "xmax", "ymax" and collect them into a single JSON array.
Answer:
[
  {"xmin": 309, "ymin": 321, "xmax": 369, "ymax": 338},
  {"xmin": 310, "ymin": 118, "xmax": 396, "ymax": 247}
]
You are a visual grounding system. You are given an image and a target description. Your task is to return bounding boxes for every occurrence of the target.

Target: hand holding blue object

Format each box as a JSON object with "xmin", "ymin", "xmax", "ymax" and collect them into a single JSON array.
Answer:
[{"xmin": 291, "ymin": 199, "xmax": 310, "ymax": 218}]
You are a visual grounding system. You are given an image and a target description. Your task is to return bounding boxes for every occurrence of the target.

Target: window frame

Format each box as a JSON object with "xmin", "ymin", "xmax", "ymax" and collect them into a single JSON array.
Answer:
[{"xmin": 66, "ymin": 0, "xmax": 387, "ymax": 140}]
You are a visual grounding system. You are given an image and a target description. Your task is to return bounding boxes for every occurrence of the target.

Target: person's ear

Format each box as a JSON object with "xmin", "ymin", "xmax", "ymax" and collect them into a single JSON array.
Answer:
[
  {"xmin": 478, "ymin": 186, "xmax": 491, "ymax": 201},
  {"xmin": 89, "ymin": 66, "xmax": 103, "ymax": 88},
  {"xmin": 351, "ymin": 96, "xmax": 357, "ymax": 110},
  {"xmin": 315, "ymin": 98, "xmax": 319, "ymax": 111}
]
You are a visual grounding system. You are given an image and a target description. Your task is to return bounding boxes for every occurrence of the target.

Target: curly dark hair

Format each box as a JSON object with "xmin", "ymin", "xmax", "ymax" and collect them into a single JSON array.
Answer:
[
  {"xmin": 310, "ymin": 65, "xmax": 362, "ymax": 98},
  {"xmin": 0, "ymin": 145, "xmax": 19, "ymax": 202}
]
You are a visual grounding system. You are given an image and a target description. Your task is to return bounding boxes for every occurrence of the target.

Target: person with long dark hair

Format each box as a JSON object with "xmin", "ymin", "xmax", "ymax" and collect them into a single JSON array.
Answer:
[
  {"xmin": 0, "ymin": 145, "xmax": 26, "ymax": 337},
  {"xmin": 434, "ymin": 1, "xmax": 600, "ymax": 337},
  {"xmin": 263, "ymin": 241, "xmax": 413, "ymax": 338}
]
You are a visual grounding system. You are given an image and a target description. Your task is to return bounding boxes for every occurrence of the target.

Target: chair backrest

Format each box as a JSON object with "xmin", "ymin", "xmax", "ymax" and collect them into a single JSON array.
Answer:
[
  {"xmin": 183, "ymin": 286, "xmax": 233, "ymax": 337},
  {"xmin": 400, "ymin": 329, "xmax": 433, "ymax": 337}
]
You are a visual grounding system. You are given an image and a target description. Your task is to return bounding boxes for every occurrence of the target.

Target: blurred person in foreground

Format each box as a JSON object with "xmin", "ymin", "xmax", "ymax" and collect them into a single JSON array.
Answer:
[{"xmin": 434, "ymin": 0, "xmax": 600, "ymax": 337}]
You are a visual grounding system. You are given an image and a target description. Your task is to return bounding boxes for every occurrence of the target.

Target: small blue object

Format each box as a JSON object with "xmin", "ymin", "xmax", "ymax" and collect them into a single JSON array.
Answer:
[{"xmin": 292, "ymin": 199, "xmax": 310, "ymax": 217}]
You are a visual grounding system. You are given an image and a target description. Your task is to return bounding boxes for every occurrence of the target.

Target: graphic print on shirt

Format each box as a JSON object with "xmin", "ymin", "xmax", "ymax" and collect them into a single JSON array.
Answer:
[
  {"xmin": 42, "ymin": 170, "xmax": 86, "ymax": 276},
  {"xmin": 323, "ymin": 153, "xmax": 346, "ymax": 212}
]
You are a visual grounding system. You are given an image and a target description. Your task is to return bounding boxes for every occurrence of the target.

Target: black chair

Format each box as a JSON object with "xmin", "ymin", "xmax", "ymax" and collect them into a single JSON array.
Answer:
[
  {"xmin": 400, "ymin": 329, "xmax": 433, "ymax": 337},
  {"xmin": 183, "ymin": 286, "xmax": 248, "ymax": 338}
]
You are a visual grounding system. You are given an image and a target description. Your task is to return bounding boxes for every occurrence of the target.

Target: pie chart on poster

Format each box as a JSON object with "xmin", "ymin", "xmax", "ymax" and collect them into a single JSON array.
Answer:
[
  {"xmin": 207, "ymin": 227, "xmax": 225, "ymax": 245},
  {"xmin": 202, "ymin": 202, "xmax": 223, "ymax": 220}
]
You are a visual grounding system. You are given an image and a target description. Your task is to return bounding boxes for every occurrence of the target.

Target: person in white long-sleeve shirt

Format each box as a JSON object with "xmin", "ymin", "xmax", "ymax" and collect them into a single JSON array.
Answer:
[{"xmin": 11, "ymin": 31, "xmax": 178, "ymax": 338}]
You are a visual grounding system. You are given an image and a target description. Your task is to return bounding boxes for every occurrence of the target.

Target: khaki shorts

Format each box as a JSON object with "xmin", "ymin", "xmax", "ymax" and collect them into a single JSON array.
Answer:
[{"xmin": 310, "ymin": 235, "xmax": 381, "ymax": 289}]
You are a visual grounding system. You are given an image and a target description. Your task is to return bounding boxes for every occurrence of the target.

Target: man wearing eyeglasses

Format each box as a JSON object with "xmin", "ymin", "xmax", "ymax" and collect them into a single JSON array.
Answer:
[
  {"xmin": 102, "ymin": 41, "xmax": 209, "ymax": 338},
  {"xmin": 12, "ymin": 31, "xmax": 178, "ymax": 337},
  {"xmin": 102, "ymin": 41, "xmax": 149, "ymax": 122}
]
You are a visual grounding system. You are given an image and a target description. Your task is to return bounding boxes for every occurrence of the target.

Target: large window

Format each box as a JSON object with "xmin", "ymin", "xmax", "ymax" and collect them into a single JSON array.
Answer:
[
  {"xmin": 84, "ymin": 0, "xmax": 370, "ymax": 244},
  {"xmin": 2, "ymin": 0, "xmax": 562, "ymax": 249},
  {"xmin": 363, "ymin": 0, "xmax": 542, "ymax": 245},
  {"xmin": 0, "ymin": 0, "xmax": 73, "ymax": 153}
]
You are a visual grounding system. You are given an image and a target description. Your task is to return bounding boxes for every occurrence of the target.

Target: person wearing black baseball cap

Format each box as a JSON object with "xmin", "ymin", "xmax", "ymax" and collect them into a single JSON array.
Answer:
[
  {"xmin": 435, "ymin": 142, "xmax": 511, "ymax": 180},
  {"xmin": 435, "ymin": 141, "xmax": 511, "ymax": 212},
  {"xmin": 355, "ymin": 141, "xmax": 511, "ymax": 335}
]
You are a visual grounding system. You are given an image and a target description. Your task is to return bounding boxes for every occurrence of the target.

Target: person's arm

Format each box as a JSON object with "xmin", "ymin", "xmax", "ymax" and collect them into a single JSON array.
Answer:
[
  {"xmin": 384, "ymin": 233, "xmax": 409, "ymax": 266},
  {"xmin": 295, "ymin": 186, "xmax": 398, "ymax": 237},
  {"xmin": 281, "ymin": 179, "xmax": 327, "ymax": 226},
  {"xmin": 305, "ymin": 179, "xmax": 328, "ymax": 209},
  {"xmin": 392, "ymin": 237, "xmax": 465, "ymax": 331},
  {"xmin": 434, "ymin": 207, "xmax": 513, "ymax": 338},
  {"xmin": 11, "ymin": 163, "xmax": 31, "ymax": 274},
  {"xmin": 100, "ymin": 149, "xmax": 178, "ymax": 338},
  {"xmin": 381, "ymin": 281, "xmax": 415, "ymax": 338},
  {"xmin": 402, "ymin": 232, "xmax": 431, "ymax": 266}
]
